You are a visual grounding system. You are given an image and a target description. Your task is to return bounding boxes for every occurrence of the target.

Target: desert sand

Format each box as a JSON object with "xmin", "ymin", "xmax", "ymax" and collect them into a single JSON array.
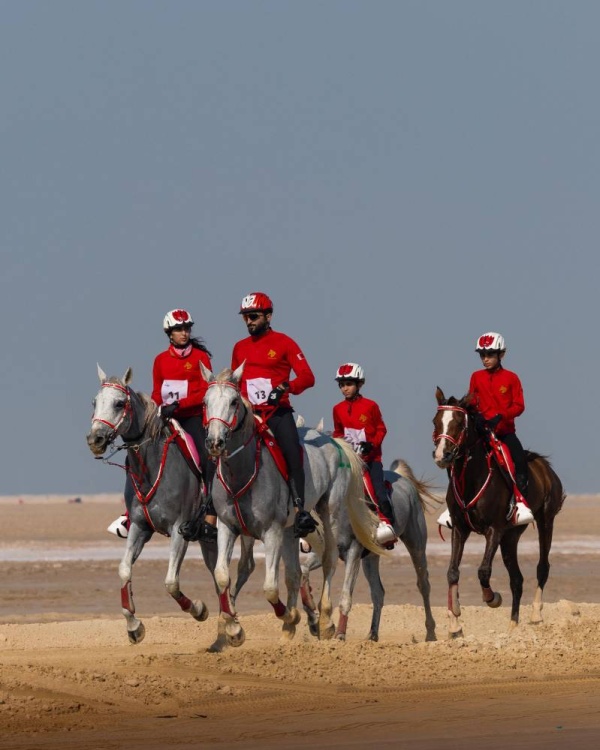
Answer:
[{"xmin": 1, "ymin": 494, "xmax": 600, "ymax": 749}]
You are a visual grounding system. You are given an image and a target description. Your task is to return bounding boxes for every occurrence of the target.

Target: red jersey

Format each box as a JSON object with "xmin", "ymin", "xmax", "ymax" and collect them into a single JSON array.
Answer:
[
  {"xmin": 231, "ymin": 329, "xmax": 315, "ymax": 409},
  {"xmin": 332, "ymin": 395, "xmax": 387, "ymax": 462},
  {"xmin": 151, "ymin": 345, "xmax": 212, "ymax": 419},
  {"xmin": 469, "ymin": 366, "xmax": 524, "ymax": 436}
]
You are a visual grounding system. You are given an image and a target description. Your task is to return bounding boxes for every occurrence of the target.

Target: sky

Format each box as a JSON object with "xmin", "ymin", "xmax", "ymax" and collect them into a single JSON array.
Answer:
[{"xmin": 1, "ymin": 1, "xmax": 598, "ymax": 495}]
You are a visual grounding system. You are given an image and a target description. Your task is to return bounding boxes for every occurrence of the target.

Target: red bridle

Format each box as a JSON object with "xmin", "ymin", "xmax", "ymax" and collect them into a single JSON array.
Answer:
[
  {"xmin": 92, "ymin": 382, "xmax": 132, "ymax": 438},
  {"xmin": 204, "ymin": 381, "xmax": 243, "ymax": 432},
  {"xmin": 432, "ymin": 404, "xmax": 469, "ymax": 454}
]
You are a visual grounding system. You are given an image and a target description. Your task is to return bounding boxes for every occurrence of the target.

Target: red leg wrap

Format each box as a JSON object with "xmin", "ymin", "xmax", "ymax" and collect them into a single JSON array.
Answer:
[
  {"xmin": 121, "ymin": 582, "xmax": 134, "ymax": 614},
  {"xmin": 175, "ymin": 593, "xmax": 193, "ymax": 612},
  {"xmin": 271, "ymin": 600, "xmax": 286, "ymax": 618}
]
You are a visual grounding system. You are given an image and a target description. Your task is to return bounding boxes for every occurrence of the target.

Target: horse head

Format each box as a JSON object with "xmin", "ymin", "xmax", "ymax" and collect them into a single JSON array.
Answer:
[
  {"xmin": 432, "ymin": 386, "xmax": 473, "ymax": 468},
  {"xmin": 201, "ymin": 362, "xmax": 248, "ymax": 457},
  {"xmin": 86, "ymin": 364, "xmax": 135, "ymax": 455}
]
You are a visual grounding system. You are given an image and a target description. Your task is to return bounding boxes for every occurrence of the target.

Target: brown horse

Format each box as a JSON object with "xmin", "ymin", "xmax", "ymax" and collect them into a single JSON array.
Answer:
[{"xmin": 432, "ymin": 387, "xmax": 565, "ymax": 637}]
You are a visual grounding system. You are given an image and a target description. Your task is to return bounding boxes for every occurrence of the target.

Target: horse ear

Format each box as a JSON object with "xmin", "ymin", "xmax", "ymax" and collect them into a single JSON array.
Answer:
[
  {"xmin": 435, "ymin": 386, "xmax": 446, "ymax": 405},
  {"xmin": 199, "ymin": 362, "xmax": 214, "ymax": 383},
  {"xmin": 97, "ymin": 363, "xmax": 107, "ymax": 383},
  {"xmin": 123, "ymin": 367, "xmax": 133, "ymax": 386},
  {"xmin": 232, "ymin": 360, "xmax": 245, "ymax": 384},
  {"xmin": 315, "ymin": 417, "xmax": 324, "ymax": 432}
]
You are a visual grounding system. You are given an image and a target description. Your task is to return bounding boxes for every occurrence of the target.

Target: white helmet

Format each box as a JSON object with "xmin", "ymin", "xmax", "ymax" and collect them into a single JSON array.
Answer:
[
  {"xmin": 475, "ymin": 332, "xmax": 506, "ymax": 353},
  {"xmin": 335, "ymin": 363, "xmax": 365, "ymax": 382},
  {"xmin": 163, "ymin": 309, "xmax": 194, "ymax": 332}
]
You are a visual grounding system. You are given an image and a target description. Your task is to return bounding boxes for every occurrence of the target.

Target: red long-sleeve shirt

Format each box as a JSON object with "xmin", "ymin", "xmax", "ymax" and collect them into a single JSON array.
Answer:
[
  {"xmin": 469, "ymin": 366, "xmax": 524, "ymax": 436},
  {"xmin": 231, "ymin": 329, "xmax": 315, "ymax": 409},
  {"xmin": 151, "ymin": 346, "xmax": 212, "ymax": 418},
  {"xmin": 332, "ymin": 395, "xmax": 387, "ymax": 462}
]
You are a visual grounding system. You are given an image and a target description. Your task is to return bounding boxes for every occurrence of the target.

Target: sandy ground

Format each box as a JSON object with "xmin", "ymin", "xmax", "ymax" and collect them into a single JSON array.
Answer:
[{"xmin": 1, "ymin": 494, "xmax": 600, "ymax": 748}]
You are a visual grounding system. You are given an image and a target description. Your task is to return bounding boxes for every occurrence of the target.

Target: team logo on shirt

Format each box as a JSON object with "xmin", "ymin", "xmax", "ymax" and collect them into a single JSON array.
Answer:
[
  {"xmin": 268, "ymin": 349, "xmax": 277, "ymax": 359},
  {"xmin": 359, "ymin": 415, "xmax": 367, "ymax": 423},
  {"xmin": 184, "ymin": 362, "xmax": 192, "ymax": 370},
  {"xmin": 499, "ymin": 386, "xmax": 507, "ymax": 394}
]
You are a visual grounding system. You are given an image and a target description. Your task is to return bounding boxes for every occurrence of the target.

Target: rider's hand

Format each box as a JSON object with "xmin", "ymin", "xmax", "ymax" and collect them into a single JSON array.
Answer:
[
  {"xmin": 267, "ymin": 384, "xmax": 287, "ymax": 407},
  {"xmin": 358, "ymin": 441, "xmax": 374, "ymax": 458},
  {"xmin": 160, "ymin": 402, "xmax": 179, "ymax": 421},
  {"xmin": 486, "ymin": 414, "xmax": 502, "ymax": 431}
]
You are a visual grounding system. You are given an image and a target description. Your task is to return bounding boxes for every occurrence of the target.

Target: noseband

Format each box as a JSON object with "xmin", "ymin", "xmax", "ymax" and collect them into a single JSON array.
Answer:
[
  {"xmin": 432, "ymin": 405, "xmax": 469, "ymax": 461},
  {"xmin": 204, "ymin": 381, "xmax": 245, "ymax": 434},
  {"xmin": 92, "ymin": 382, "xmax": 132, "ymax": 442}
]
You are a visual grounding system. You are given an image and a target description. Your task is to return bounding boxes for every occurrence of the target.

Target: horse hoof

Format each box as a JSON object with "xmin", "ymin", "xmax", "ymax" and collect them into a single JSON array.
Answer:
[
  {"xmin": 367, "ymin": 631, "xmax": 379, "ymax": 642},
  {"xmin": 225, "ymin": 622, "xmax": 245, "ymax": 648},
  {"xmin": 308, "ymin": 621, "xmax": 319, "ymax": 638},
  {"xmin": 319, "ymin": 622, "xmax": 336, "ymax": 641},
  {"xmin": 335, "ymin": 632, "xmax": 346, "ymax": 642},
  {"xmin": 426, "ymin": 632, "xmax": 438, "ymax": 642},
  {"xmin": 191, "ymin": 601, "xmax": 209, "ymax": 622},
  {"xmin": 128, "ymin": 622, "xmax": 146, "ymax": 645},
  {"xmin": 486, "ymin": 592, "xmax": 503, "ymax": 609},
  {"xmin": 449, "ymin": 629, "xmax": 463, "ymax": 639}
]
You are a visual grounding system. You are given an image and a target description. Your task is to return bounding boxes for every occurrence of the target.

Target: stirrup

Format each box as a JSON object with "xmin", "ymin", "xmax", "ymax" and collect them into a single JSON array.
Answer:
[
  {"xmin": 512, "ymin": 502, "xmax": 534, "ymax": 526},
  {"xmin": 107, "ymin": 514, "xmax": 129, "ymax": 539},
  {"xmin": 437, "ymin": 508, "xmax": 453, "ymax": 529},
  {"xmin": 375, "ymin": 522, "xmax": 397, "ymax": 545}
]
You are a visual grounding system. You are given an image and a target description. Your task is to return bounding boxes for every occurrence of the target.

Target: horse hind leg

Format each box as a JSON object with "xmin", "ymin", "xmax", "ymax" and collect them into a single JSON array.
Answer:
[
  {"xmin": 361, "ymin": 553, "xmax": 384, "ymax": 642},
  {"xmin": 478, "ymin": 530, "xmax": 503, "ymax": 611},
  {"xmin": 314, "ymin": 499, "xmax": 336, "ymax": 640},
  {"xmin": 165, "ymin": 530, "xmax": 208, "ymax": 622},
  {"xmin": 335, "ymin": 540, "xmax": 362, "ymax": 641},
  {"xmin": 118, "ymin": 525, "xmax": 153, "ymax": 644},
  {"xmin": 405, "ymin": 544, "xmax": 437, "ymax": 642},
  {"xmin": 300, "ymin": 552, "xmax": 322, "ymax": 638},
  {"xmin": 278, "ymin": 528, "xmax": 302, "ymax": 641},
  {"xmin": 531, "ymin": 510, "xmax": 555, "ymax": 625}
]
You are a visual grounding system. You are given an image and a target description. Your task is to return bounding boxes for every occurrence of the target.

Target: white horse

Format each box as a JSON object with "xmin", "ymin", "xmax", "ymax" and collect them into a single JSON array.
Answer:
[
  {"xmin": 299, "ymin": 422, "xmax": 438, "ymax": 642},
  {"xmin": 201, "ymin": 364, "xmax": 382, "ymax": 650}
]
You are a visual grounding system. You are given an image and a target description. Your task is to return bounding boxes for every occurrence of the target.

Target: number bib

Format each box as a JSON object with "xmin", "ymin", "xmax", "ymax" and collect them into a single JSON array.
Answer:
[
  {"xmin": 246, "ymin": 377, "xmax": 272, "ymax": 406},
  {"xmin": 344, "ymin": 427, "xmax": 366, "ymax": 451},
  {"xmin": 161, "ymin": 379, "xmax": 188, "ymax": 405}
]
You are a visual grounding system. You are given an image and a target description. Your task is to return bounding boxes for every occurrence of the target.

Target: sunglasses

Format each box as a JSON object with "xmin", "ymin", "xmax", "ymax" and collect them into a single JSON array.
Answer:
[
  {"xmin": 171, "ymin": 324, "xmax": 192, "ymax": 332},
  {"xmin": 242, "ymin": 312, "xmax": 263, "ymax": 321}
]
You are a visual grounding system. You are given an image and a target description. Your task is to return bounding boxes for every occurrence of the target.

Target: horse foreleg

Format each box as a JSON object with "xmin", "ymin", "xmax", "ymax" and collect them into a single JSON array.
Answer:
[
  {"xmin": 500, "ymin": 527, "xmax": 527, "ymax": 628},
  {"xmin": 300, "ymin": 552, "xmax": 322, "ymax": 637},
  {"xmin": 314, "ymin": 500, "xmax": 337, "ymax": 640},
  {"xmin": 277, "ymin": 528, "xmax": 302, "ymax": 640},
  {"xmin": 361, "ymin": 552, "xmax": 383, "ymax": 641},
  {"xmin": 118, "ymin": 524, "xmax": 152, "ymax": 644},
  {"xmin": 478, "ymin": 529, "xmax": 503, "ymax": 609},
  {"xmin": 405, "ymin": 542, "xmax": 437, "ymax": 642},
  {"xmin": 165, "ymin": 530, "xmax": 208, "ymax": 622},
  {"xmin": 336, "ymin": 540, "xmax": 362, "ymax": 641},
  {"xmin": 231, "ymin": 535, "xmax": 256, "ymax": 603},
  {"xmin": 447, "ymin": 526, "xmax": 469, "ymax": 638},
  {"xmin": 211, "ymin": 524, "xmax": 245, "ymax": 650}
]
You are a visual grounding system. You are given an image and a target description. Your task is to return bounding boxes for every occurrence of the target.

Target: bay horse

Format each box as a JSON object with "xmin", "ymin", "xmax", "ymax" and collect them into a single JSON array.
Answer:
[
  {"xmin": 300, "ymin": 442, "xmax": 438, "ymax": 643},
  {"xmin": 432, "ymin": 387, "xmax": 565, "ymax": 637},
  {"xmin": 201, "ymin": 364, "xmax": 380, "ymax": 650},
  {"xmin": 86, "ymin": 366, "xmax": 255, "ymax": 644}
]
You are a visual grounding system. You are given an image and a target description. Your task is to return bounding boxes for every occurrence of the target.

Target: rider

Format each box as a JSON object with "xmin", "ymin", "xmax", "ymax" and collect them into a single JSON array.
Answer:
[
  {"xmin": 332, "ymin": 363, "xmax": 397, "ymax": 547},
  {"xmin": 231, "ymin": 292, "xmax": 318, "ymax": 539},
  {"xmin": 437, "ymin": 332, "xmax": 534, "ymax": 529},
  {"xmin": 107, "ymin": 309, "xmax": 217, "ymax": 541}
]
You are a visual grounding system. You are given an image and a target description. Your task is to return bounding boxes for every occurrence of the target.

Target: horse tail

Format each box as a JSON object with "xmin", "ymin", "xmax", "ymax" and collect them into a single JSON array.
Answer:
[
  {"xmin": 334, "ymin": 438, "xmax": 389, "ymax": 557},
  {"xmin": 389, "ymin": 458, "xmax": 442, "ymax": 512}
]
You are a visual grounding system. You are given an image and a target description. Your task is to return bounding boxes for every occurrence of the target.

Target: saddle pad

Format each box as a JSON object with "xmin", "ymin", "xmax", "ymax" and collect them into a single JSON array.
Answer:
[
  {"xmin": 169, "ymin": 420, "xmax": 202, "ymax": 480},
  {"xmin": 253, "ymin": 415, "xmax": 289, "ymax": 481}
]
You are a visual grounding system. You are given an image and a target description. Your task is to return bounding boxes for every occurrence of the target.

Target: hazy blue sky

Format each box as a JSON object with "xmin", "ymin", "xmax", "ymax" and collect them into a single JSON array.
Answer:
[{"xmin": 1, "ymin": 1, "xmax": 597, "ymax": 495}]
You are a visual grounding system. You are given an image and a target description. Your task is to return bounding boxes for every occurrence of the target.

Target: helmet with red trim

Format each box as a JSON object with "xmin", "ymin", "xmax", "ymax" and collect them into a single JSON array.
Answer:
[
  {"xmin": 163, "ymin": 309, "xmax": 194, "ymax": 332},
  {"xmin": 239, "ymin": 292, "xmax": 273, "ymax": 314},
  {"xmin": 335, "ymin": 363, "xmax": 365, "ymax": 382},
  {"xmin": 475, "ymin": 332, "xmax": 506, "ymax": 353}
]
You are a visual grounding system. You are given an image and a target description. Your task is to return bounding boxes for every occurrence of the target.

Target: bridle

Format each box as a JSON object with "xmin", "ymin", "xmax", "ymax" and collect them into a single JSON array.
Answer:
[
  {"xmin": 92, "ymin": 382, "xmax": 133, "ymax": 444},
  {"xmin": 204, "ymin": 380, "xmax": 245, "ymax": 434},
  {"xmin": 432, "ymin": 404, "xmax": 469, "ymax": 462}
]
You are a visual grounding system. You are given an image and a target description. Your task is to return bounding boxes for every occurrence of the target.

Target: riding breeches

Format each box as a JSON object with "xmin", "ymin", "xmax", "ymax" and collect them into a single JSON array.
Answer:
[
  {"xmin": 266, "ymin": 407, "xmax": 305, "ymax": 499},
  {"xmin": 367, "ymin": 460, "xmax": 393, "ymax": 521}
]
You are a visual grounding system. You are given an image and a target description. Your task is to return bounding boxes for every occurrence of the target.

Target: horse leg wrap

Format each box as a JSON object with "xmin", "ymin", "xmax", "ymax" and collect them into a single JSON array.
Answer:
[
  {"xmin": 174, "ymin": 593, "xmax": 193, "ymax": 612},
  {"xmin": 448, "ymin": 585, "xmax": 461, "ymax": 617},
  {"xmin": 121, "ymin": 582, "xmax": 135, "ymax": 615},
  {"xmin": 271, "ymin": 599, "xmax": 287, "ymax": 618},
  {"xmin": 336, "ymin": 611, "xmax": 348, "ymax": 637},
  {"xmin": 481, "ymin": 586, "xmax": 494, "ymax": 604},
  {"xmin": 219, "ymin": 589, "xmax": 236, "ymax": 619}
]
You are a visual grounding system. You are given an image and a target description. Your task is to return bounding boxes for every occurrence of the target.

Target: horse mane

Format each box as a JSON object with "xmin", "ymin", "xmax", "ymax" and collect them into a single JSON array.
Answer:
[{"xmin": 137, "ymin": 392, "xmax": 162, "ymax": 439}]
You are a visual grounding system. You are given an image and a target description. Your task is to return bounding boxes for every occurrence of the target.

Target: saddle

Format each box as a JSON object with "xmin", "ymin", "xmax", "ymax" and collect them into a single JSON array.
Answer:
[
  {"xmin": 485, "ymin": 431, "xmax": 527, "ymax": 504},
  {"xmin": 169, "ymin": 420, "xmax": 204, "ymax": 486}
]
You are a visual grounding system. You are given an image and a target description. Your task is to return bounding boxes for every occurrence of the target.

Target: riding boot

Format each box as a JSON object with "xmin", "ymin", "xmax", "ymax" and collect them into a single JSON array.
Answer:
[
  {"xmin": 378, "ymin": 495, "xmax": 395, "ymax": 527},
  {"xmin": 289, "ymin": 477, "xmax": 317, "ymax": 538},
  {"xmin": 179, "ymin": 465, "xmax": 218, "ymax": 543},
  {"xmin": 515, "ymin": 472, "xmax": 529, "ymax": 501}
]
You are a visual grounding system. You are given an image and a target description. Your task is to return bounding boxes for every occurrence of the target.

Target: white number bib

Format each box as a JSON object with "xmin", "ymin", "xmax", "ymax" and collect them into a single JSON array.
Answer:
[
  {"xmin": 344, "ymin": 427, "xmax": 366, "ymax": 451},
  {"xmin": 161, "ymin": 379, "xmax": 188, "ymax": 405},
  {"xmin": 246, "ymin": 377, "xmax": 272, "ymax": 406}
]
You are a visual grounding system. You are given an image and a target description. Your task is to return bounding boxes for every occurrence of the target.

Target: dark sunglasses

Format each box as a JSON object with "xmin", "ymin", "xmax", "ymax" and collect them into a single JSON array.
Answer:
[
  {"xmin": 242, "ymin": 312, "xmax": 263, "ymax": 321},
  {"xmin": 170, "ymin": 324, "xmax": 192, "ymax": 332}
]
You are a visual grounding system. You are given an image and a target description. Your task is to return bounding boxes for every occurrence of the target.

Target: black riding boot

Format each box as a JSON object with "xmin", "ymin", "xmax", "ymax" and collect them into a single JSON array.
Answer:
[
  {"xmin": 289, "ymin": 477, "xmax": 317, "ymax": 538},
  {"xmin": 378, "ymin": 495, "xmax": 395, "ymax": 526},
  {"xmin": 515, "ymin": 472, "xmax": 529, "ymax": 500},
  {"xmin": 179, "ymin": 464, "xmax": 217, "ymax": 543}
]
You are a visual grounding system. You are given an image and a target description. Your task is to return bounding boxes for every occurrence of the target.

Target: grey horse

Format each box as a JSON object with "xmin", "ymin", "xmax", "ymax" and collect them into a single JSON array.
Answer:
[
  {"xmin": 86, "ymin": 365, "xmax": 254, "ymax": 644},
  {"xmin": 201, "ymin": 364, "xmax": 381, "ymax": 650},
  {"xmin": 300, "ymin": 423, "xmax": 438, "ymax": 643}
]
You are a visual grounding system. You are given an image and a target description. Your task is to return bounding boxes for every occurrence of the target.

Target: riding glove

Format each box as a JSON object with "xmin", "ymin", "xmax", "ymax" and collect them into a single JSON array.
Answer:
[
  {"xmin": 267, "ymin": 383, "xmax": 288, "ymax": 407},
  {"xmin": 486, "ymin": 414, "xmax": 502, "ymax": 431},
  {"xmin": 160, "ymin": 402, "xmax": 179, "ymax": 421},
  {"xmin": 358, "ymin": 441, "xmax": 374, "ymax": 458}
]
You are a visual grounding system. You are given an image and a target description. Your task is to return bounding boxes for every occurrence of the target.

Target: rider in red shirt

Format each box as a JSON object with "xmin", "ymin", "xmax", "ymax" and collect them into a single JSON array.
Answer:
[
  {"xmin": 108, "ymin": 309, "xmax": 217, "ymax": 542},
  {"xmin": 437, "ymin": 331, "xmax": 534, "ymax": 529},
  {"xmin": 231, "ymin": 292, "xmax": 317, "ymax": 538},
  {"xmin": 332, "ymin": 363, "xmax": 396, "ymax": 546}
]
